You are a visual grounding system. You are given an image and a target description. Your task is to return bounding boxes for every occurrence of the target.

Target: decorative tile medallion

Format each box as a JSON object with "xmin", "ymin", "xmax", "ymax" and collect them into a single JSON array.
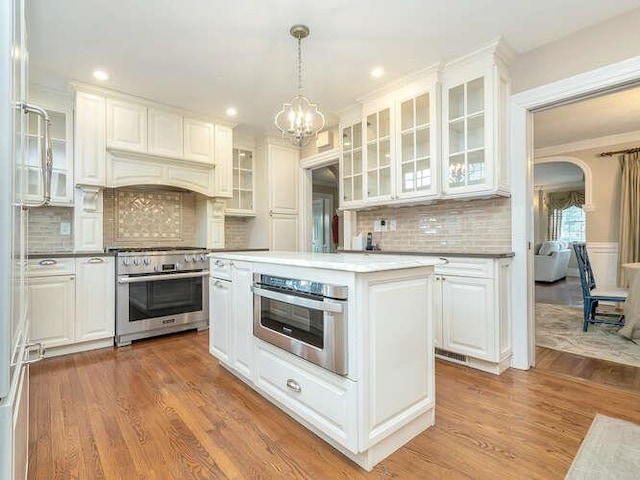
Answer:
[{"xmin": 115, "ymin": 190, "xmax": 182, "ymax": 242}]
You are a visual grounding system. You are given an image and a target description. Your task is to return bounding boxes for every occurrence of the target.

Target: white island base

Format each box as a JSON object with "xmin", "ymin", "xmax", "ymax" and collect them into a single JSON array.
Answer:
[{"xmin": 208, "ymin": 252, "xmax": 440, "ymax": 471}]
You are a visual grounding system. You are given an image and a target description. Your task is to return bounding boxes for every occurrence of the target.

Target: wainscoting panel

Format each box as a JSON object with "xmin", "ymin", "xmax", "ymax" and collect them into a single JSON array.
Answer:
[{"xmin": 587, "ymin": 242, "xmax": 619, "ymax": 287}]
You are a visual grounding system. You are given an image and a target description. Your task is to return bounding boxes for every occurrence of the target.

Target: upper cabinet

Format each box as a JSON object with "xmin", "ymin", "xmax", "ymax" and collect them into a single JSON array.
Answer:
[
  {"xmin": 226, "ymin": 147, "xmax": 255, "ymax": 216},
  {"xmin": 148, "ymin": 108, "xmax": 183, "ymax": 158},
  {"xmin": 183, "ymin": 118, "xmax": 214, "ymax": 163},
  {"xmin": 338, "ymin": 39, "xmax": 513, "ymax": 209},
  {"xmin": 72, "ymin": 85, "xmax": 234, "ymax": 197},
  {"xmin": 106, "ymin": 99, "xmax": 147, "ymax": 153},
  {"xmin": 441, "ymin": 41, "xmax": 512, "ymax": 198}
]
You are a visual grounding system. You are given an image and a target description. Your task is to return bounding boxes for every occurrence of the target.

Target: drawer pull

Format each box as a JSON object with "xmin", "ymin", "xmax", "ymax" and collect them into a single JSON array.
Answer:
[
  {"xmin": 439, "ymin": 257, "xmax": 450, "ymax": 265},
  {"xmin": 286, "ymin": 379, "xmax": 301, "ymax": 393},
  {"xmin": 87, "ymin": 257, "xmax": 104, "ymax": 264},
  {"xmin": 38, "ymin": 259, "xmax": 57, "ymax": 266},
  {"xmin": 214, "ymin": 260, "xmax": 225, "ymax": 268}
]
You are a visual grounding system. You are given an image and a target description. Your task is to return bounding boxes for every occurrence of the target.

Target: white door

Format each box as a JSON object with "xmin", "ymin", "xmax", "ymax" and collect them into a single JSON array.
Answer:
[
  {"xmin": 75, "ymin": 257, "xmax": 115, "ymax": 341},
  {"xmin": 268, "ymin": 144, "xmax": 298, "ymax": 214},
  {"xmin": 441, "ymin": 275, "xmax": 495, "ymax": 360},
  {"xmin": 213, "ymin": 125, "xmax": 233, "ymax": 198},
  {"xmin": 312, "ymin": 194, "xmax": 333, "ymax": 253},
  {"xmin": 106, "ymin": 99, "xmax": 147, "ymax": 153},
  {"xmin": 148, "ymin": 108, "xmax": 183, "ymax": 158},
  {"xmin": 74, "ymin": 91, "xmax": 106, "ymax": 185},
  {"xmin": 28, "ymin": 275, "xmax": 75, "ymax": 348},
  {"xmin": 183, "ymin": 118, "xmax": 213, "ymax": 163},
  {"xmin": 209, "ymin": 278, "xmax": 231, "ymax": 363},
  {"xmin": 270, "ymin": 213, "xmax": 298, "ymax": 252}
]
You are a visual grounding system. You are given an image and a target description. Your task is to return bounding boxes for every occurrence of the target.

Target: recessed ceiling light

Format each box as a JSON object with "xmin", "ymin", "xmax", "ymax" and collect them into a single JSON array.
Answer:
[
  {"xmin": 371, "ymin": 67, "xmax": 384, "ymax": 78},
  {"xmin": 226, "ymin": 107, "xmax": 237, "ymax": 117},
  {"xmin": 92, "ymin": 69, "xmax": 109, "ymax": 81}
]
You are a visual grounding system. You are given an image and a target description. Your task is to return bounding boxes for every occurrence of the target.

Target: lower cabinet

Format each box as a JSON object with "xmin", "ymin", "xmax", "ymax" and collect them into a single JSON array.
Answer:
[
  {"xmin": 209, "ymin": 259, "xmax": 255, "ymax": 381},
  {"xmin": 28, "ymin": 256, "xmax": 115, "ymax": 355},
  {"xmin": 434, "ymin": 257, "xmax": 512, "ymax": 374}
]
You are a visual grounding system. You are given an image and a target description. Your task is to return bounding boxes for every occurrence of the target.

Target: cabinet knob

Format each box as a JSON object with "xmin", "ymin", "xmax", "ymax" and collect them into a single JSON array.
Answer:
[
  {"xmin": 38, "ymin": 259, "xmax": 57, "ymax": 266},
  {"xmin": 286, "ymin": 378, "xmax": 301, "ymax": 393}
]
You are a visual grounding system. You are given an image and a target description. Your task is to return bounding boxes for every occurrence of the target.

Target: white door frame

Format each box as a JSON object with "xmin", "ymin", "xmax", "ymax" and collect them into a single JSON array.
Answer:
[
  {"xmin": 509, "ymin": 56, "xmax": 640, "ymax": 370},
  {"xmin": 299, "ymin": 148, "xmax": 345, "ymax": 252}
]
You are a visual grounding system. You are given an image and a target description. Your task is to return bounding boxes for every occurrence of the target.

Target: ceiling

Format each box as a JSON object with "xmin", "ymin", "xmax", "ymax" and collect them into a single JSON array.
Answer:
[{"xmin": 27, "ymin": 0, "xmax": 640, "ymax": 136}]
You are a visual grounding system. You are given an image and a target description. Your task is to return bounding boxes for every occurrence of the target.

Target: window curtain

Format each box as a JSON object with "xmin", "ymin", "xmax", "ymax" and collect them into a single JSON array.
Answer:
[
  {"xmin": 545, "ymin": 190, "xmax": 585, "ymax": 240},
  {"xmin": 618, "ymin": 152, "xmax": 640, "ymax": 286}
]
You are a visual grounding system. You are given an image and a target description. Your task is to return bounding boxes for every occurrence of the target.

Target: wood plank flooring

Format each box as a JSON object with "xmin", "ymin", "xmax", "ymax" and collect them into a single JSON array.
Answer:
[{"xmin": 29, "ymin": 331, "xmax": 640, "ymax": 479}]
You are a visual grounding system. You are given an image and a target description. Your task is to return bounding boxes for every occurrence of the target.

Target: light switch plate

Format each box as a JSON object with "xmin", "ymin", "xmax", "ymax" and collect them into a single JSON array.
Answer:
[
  {"xmin": 390, "ymin": 218, "xmax": 397, "ymax": 231},
  {"xmin": 60, "ymin": 222, "xmax": 71, "ymax": 235}
]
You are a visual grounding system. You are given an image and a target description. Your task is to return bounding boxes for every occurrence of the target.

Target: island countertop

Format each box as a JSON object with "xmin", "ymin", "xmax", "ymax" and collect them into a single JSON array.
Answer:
[{"xmin": 208, "ymin": 251, "xmax": 444, "ymax": 273}]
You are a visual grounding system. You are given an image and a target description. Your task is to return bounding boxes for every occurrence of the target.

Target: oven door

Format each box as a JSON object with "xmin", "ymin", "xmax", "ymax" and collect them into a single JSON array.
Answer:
[
  {"xmin": 116, "ymin": 270, "xmax": 209, "ymax": 337},
  {"xmin": 252, "ymin": 284, "xmax": 347, "ymax": 375}
]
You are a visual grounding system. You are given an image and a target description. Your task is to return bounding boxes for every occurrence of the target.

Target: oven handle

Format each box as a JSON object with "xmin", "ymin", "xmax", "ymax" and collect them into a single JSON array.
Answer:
[
  {"xmin": 117, "ymin": 270, "xmax": 210, "ymax": 284},
  {"xmin": 251, "ymin": 285, "xmax": 344, "ymax": 314}
]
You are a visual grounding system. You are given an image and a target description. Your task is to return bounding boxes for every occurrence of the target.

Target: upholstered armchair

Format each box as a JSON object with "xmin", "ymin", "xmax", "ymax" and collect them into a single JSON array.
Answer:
[{"xmin": 534, "ymin": 241, "xmax": 572, "ymax": 282}]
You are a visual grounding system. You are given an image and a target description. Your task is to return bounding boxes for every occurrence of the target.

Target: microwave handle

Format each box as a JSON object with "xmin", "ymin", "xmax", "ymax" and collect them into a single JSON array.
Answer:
[{"xmin": 251, "ymin": 285, "xmax": 344, "ymax": 314}]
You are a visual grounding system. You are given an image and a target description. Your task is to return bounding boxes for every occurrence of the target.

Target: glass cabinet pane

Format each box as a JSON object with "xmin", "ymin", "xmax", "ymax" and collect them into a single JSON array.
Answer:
[
  {"xmin": 402, "ymin": 162, "xmax": 414, "ymax": 192},
  {"xmin": 448, "ymin": 154, "xmax": 466, "ymax": 188},
  {"xmin": 415, "ymin": 94, "xmax": 429, "ymax": 126},
  {"xmin": 378, "ymin": 109, "xmax": 390, "ymax": 137},
  {"xmin": 449, "ymin": 120, "xmax": 465, "ymax": 154},
  {"xmin": 229, "ymin": 148, "xmax": 254, "ymax": 212},
  {"xmin": 367, "ymin": 171, "xmax": 378, "ymax": 197},
  {"xmin": 343, "ymin": 152, "xmax": 352, "ymax": 176},
  {"xmin": 467, "ymin": 77, "xmax": 484, "ymax": 115},
  {"xmin": 467, "ymin": 116, "xmax": 484, "ymax": 150},
  {"xmin": 416, "ymin": 159, "xmax": 431, "ymax": 191},
  {"xmin": 27, "ymin": 137, "xmax": 39, "ymax": 166},
  {"xmin": 380, "ymin": 167, "xmax": 391, "ymax": 196},
  {"xmin": 240, "ymin": 151, "xmax": 252, "ymax": 170},
  {"xmin": 353, "ymin": 123, "xmax": 362, "ymax": 149},
  {"xmin": 416, "ymin": 127, "xmax": 429, "ymax": 158},
  {"xmin": 449, "ymin": 85, "xmax": 465, "ymax": 119},
  {"xmin": 353, "ymin": 175, "xmax": 362, "ymax": 201},
  {"xmin": 353, "ymin": 150, "xmax": 362, "ymax": 175},
  {"xmin": 467, "ymin": 150, "xmax": 485, "ymax": 185},
  {"xmin": 401, "ymin": 100, "xmax": 413, "ymax": 131},
  {"xmin": 379, "ymin": 138, "xmax": 390, "ymax": 166},
  {"xmin": 366, "ymin": 114, "xmax": 376, "ymax": 142},
  {"xmin": 52, "ymin": 140, "xmax": 66, "ymax": 170},
  {"xmin": 49, "ymin": 111, "xmax": 66, "ymax": 140},
  {"xmin": 342, "ymin": 126, "xmax": 352, "ymax": 148},
  {"xmin": 367, "ymin": 143, "xmax": 377, "ymax": 170},
  {"xmin": 402, "ymin": 132, "xmax": 414, "ymax": 161},
  {"xmin": 343, "ymin": 178, "xmax": 352, "ymax": 202}
]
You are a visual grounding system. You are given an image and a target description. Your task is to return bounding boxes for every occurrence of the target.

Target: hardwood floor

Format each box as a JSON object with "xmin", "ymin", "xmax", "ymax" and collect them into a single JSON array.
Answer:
[
  {"xmin": 29, "ymin": 331, "xmax": 640, "ymax": 479},
  {"xmin": 534, "ymin": 276, "xmax": 583, "ymax": 306}
]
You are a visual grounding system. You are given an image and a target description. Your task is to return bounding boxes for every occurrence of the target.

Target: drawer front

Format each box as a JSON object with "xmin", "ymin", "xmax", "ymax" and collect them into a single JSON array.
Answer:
[
  {"xmin": 27, "ymin": 257, "xmax": 75, "ymax": 276},
  {"xmin": 435, "ymin": 257, "xmax": 493, "ymax": 278},
  {"xmin": 255, "ymin": 343, "xmax": 357, "ymax": 451},
  {"xmin": 209, "ymin": 257, "xmax": 232, "ymax": 280}
]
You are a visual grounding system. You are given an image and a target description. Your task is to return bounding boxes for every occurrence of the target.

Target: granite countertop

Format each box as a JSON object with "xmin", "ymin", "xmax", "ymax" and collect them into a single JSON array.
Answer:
[
  {"xmin": 339, "ymin": 249, "xmax": 515, "ymax": 259},
  {"xmin": 209, "ymin": 251, "xmax": 444, "ymax": 273}
]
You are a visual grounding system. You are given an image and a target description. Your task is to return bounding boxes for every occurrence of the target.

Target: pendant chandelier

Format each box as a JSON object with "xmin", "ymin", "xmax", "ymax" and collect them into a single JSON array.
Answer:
[{"xmin": 275, "ymin": 24, "xmax": 325, "ymax": 147}]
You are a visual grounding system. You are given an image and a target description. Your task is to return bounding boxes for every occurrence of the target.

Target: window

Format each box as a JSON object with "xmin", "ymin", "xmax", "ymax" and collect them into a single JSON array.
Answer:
[{"xmin": 558, "ymin": 205, "xmax": 585, "ymax": 242}]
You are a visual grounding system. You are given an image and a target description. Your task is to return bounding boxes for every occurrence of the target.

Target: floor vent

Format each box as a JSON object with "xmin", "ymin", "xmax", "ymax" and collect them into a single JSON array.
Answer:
[{"xmin": 435, "ymin": 348, "xmax": 468, "ymax": 363}]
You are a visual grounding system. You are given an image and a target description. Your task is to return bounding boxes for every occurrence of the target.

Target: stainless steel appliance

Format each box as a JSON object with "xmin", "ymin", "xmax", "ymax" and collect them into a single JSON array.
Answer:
[
  {"xmin": 252, "ymin": 274, "xmax": 348, "ymax": 375},
  {"xmin": 114, "ymin": 247, "xmax": 209, "ymax": 346}
]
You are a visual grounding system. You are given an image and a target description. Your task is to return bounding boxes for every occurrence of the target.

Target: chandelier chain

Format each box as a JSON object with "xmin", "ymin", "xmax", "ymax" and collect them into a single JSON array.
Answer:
[{"xmin": 297, "ymin": 35, "xmax": 303, "ymax": 95}]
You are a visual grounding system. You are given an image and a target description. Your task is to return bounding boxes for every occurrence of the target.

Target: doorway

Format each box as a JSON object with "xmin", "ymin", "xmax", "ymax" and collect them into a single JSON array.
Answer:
[
  {"xmin": 510, "ymin": 57, "xmax": 640, "ymax": 370},
  {"xmin": 311, "ymin": 165, "xmax": 339, "ymax": 253}
]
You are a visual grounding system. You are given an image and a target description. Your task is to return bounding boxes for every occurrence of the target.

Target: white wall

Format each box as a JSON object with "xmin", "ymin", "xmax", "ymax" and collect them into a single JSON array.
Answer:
[{"xmin": 511, "ymin": 7, "xmax": 640, "ymax": 93}]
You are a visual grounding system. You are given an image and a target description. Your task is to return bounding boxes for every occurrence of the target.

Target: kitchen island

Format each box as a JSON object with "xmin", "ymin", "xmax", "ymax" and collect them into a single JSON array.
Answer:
[{"xmin": 208, "ymin": 251, "xmax": 442, "ymax": 471}]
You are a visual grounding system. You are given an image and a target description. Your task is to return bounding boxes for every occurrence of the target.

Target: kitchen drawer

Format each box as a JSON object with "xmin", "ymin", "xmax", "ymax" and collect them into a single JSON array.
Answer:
[
  {"xmin": 255, "ymin": 342, "xmax": 357, "ymax": 451},
  {"xmin": 435, "ymin": 257, "xmax": 493, "ymax": 278},
  {"xmin": 27, "ymin": 257, "xmax": 75, "ymax": 277},
  {"xmin": 209, "ymin": 256, "xmax": 232, "ymax": 280}
]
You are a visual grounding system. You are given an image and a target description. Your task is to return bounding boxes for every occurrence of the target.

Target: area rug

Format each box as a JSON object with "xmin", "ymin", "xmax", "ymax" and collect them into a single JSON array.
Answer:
[
  {"xmin": 565, "ymin": 414, "xmax": 640, "ymax": 479},
  {"xmin": 535, "ymin": 303, "xmax": 640, "ymax": 368}
]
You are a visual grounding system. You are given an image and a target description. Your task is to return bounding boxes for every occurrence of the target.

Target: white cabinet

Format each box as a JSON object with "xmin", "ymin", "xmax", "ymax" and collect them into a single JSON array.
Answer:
[
  {"xmin": 209, "ymin": 276, "xmax": 232, "ymax": 363},
  {"xmin": 268, "ymin": 143, "xmax": 298, "ymax": 214},
  {"xmin": 226, "ymin": 147, "xmax": 255, "ymax": 215},
  {"xmin": 209, "ymin": 259, "xmax": 254, "ymax": 379},
  {"xmin": 106, "ymin": 99, "xmax": 147, "ymax": 153},
  {"xmin": 74, "ymin": 90, "xmax": 106, "ymax": 186},
  {"xmin": 75, "ymin": 257, "xmax": 115, "ymax": 341},
  {"xmin": 148, "ymin": 108, "xmax": 183, "ymax": 158},
  {"xmin": 230, "ymin": 261, "xmax": 254, "ymax": 380},
  {"xmin": 213, "ymin": 124, "xmax": 233, "ymax": 198},
  {"xmin": 340, "ymin": 119, "xmax": 364, "ymax": 207},
  {"xmin": 183, "ymin": 118, "xmax": 214, "ymax": 163},
  {"xmin": 441, "ymin": 42, "xmax": 511, "ymax": 198},
  {"xmin": 27, "ymin": 256, "xmax": 115, "ymax": 355},
  {"xmin": 269, "ymin": 213, "xmax": 298, "ymax": 251},
  {"xmin": 433, "ymin": 257, "xmax": 512, "ymax": 374},
  {"xmin": 364, "ymin": 105, "xmax": 393, "ymax": 203},
  {"xmin": 28, "ymin": 274, "xmax": 75, "ymax": 348}
]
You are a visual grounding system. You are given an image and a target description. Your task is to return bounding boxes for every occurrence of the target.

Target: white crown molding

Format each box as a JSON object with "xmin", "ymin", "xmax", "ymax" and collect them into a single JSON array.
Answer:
[
  {"xmin": 300, "ymin": 147, "xmax": 339, "ymax": 169},
  {"xmin": 535, "ymin": 129, "xmax": 640, "ymax": 158}
]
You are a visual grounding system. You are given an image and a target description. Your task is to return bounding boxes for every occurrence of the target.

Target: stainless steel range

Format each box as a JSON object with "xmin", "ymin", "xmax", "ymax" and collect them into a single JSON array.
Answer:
[{"xmin": 113, "ymin": 247, "xmax": 209, "ymax": 346}]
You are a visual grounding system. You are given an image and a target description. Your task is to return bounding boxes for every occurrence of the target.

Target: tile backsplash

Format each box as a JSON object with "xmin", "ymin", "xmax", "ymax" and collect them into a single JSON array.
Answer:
[
  {"xmin": 103, "ymin": 188, "xmax": 197, "ymax": 248},
  {"xmin": 355, "ymin": 197, "xmax": 512, "ymax": 253},
  {"xmin": 224, "ymin": 217, "xmax": 250, "ymax": 249},
  {"xmin": 27, "ymin": 207, "xmax": 74, "ymax": 253}
]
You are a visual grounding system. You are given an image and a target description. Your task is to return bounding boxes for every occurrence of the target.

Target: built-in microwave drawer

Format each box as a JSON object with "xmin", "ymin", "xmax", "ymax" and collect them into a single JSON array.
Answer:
[
  {"xmin": 209, "ymin": 257, "xmax": 232, "ymax": 280},
  {"xmin": 255, "ymin": 342, "xmax": 357, "ymax": 452},
  {"xmin": 27, "ymin": 257, "xmax": 75, "ymax": 277}
]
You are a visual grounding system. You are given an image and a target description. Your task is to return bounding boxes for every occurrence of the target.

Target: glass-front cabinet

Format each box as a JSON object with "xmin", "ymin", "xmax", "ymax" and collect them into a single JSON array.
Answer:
[
  {"xmin": 340, "ymin": 120, "xmax": 364, "ymax": 207},
  {"xmin": 396, "ymin": 91, "xmax": 438, "ymax": 199},
  {"xmin": 365, "ymin": 107, "xmax": 392, "ymax": 202},
  {"xmin": 226, "ymin": 147, "xmax": 255, "ymax": 215},
  {"xmin": 25, "ymin": 108, "xmax": 73, "ymax": 205}
]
